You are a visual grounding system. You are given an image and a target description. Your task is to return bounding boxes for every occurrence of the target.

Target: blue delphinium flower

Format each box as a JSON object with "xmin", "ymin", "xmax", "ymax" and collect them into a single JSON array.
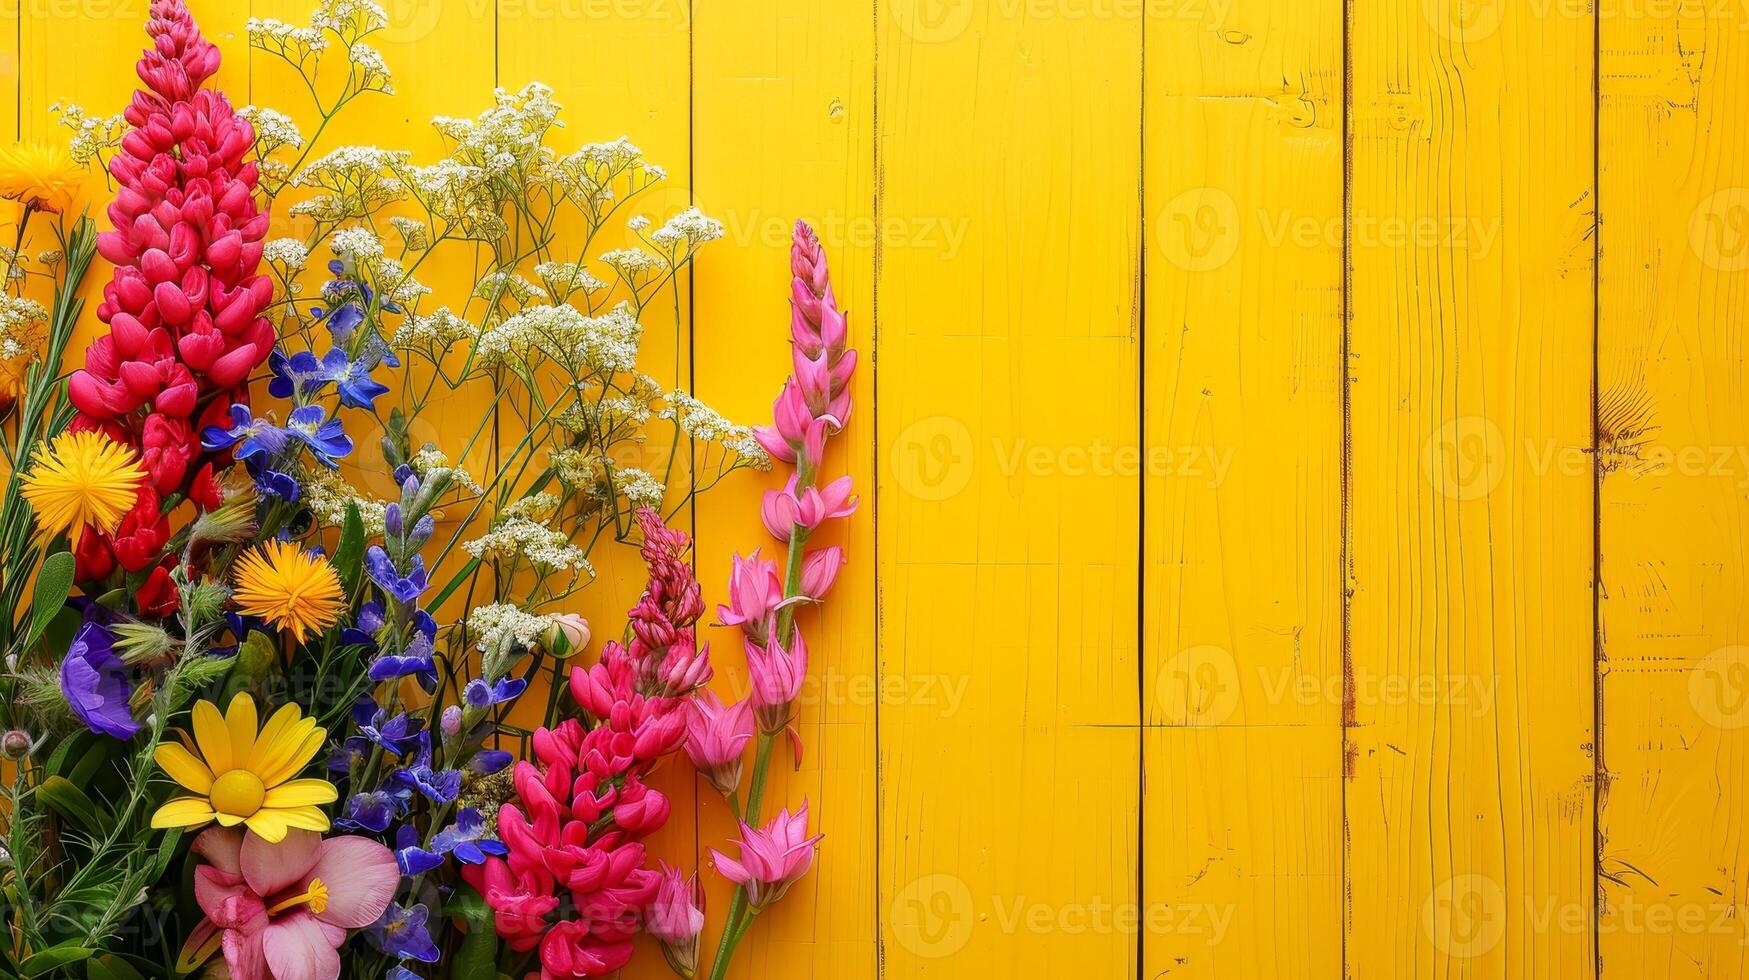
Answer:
[
  {"xmin": 429, "ymin": 807, "xmax": 508, "ymax": 865},
  {"xmin": 468, "ymin": 749, "xmax": 513, "ymax": 775},
  {"xmin": 395, "ymin": 824, "xmax": 444, "ymax": 876},
  {"xmin": 200, "ymin": 404, "xmax": 293, "ymax": 462},
  {"xmin": 337, "ymin": 787, "xmax": 411, "ymax": 833},
  {"xmin": 367, "ymin": 903, "xmax": 441, "ymax": 963},
  {"xmin": 464, "ymin": 677, "xmax": 528, "ymax": 710},
  {"xmin": 388, "ymin": 734, "xmax": 462, "ymax": 804},
  {"xmin": 366, "ymin": 545, "xmax": 429, "ymax": 605},
  {"xmin": 284, "ymin": 404, "xmax": 353, "ymax": 466}
]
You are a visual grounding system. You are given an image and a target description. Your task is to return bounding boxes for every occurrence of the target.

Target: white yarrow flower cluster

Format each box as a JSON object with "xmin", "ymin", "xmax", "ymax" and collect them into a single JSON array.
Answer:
[
  {"xmin": 474, "ymin": 302, "xmax": 642, "ymax": 376},
  {"xmin": 389, "ymin": 215, "xmax": 430, "ymax": 250},
  {"xmin": 662, "ymin": 389, "xmax": 771, "ymax": 468},
  {"xmin": 612, "ymin": 468, "xmax": 665, "ymax": 509},
  {"xmin": 464, "ymin": 517, "xmax": 591, "ymax": 573},
  {"xmin": 238, "ymin": 106, "xmax": 305, "ymax": 154},
  {"xmin": 263, "ymin": 238, "xmax": 310, "ymax": 271},
  {"xmin": 647, "ymin": 207, "xmax": 724, "ymax": 252},
  {"xmin": 246, "ymin": 18, "xmax": 330, "ymax": 57},
  {"xmin": 0, "ymin": 296, "xmax": 47, "ymax": 360},
  {"xmin": 348, "ymin": 43, "xmax": 393, "ymax": 93},
  {"xmin": 410, "ymin": 446, "xmax": 485, "ymax": 495},
  {"xmin": 394, "ymin": 307, "xmax": 477, "ymax": 354},
  {"xmin": 466, "ymin": 604, "xmax": 555, "ymax": 654},
  {"xmin": 50, "ymin": 103, "xmax": 127, "ymax": 164},
  {"xmin": 299, "ymin": 466, "xmax": 388, "ymax": 535}
]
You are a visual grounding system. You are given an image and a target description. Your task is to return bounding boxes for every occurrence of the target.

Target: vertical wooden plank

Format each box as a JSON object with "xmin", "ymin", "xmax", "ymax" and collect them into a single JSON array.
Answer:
[
  {"xmin": 1599, "ymin": 2, "xmax": 1749, "ymax": 976},
  {"xmin": 876, "ymin": 3, "xmax": 1141, "ymax": 977},
  {"xmin": 495, "ymin": 9, "xmax": 698, "ymax": 979},
  {"xmin": 691, "ymin": 2, "xmax": 877, "ymax": 977},
  {"xmin": 1347, "ymin": 2, "xmax": 1596, "ymax": 977},
  {"xmin": 1141, "ymin": 2, "xmax": 1344, "ymax": 978}
]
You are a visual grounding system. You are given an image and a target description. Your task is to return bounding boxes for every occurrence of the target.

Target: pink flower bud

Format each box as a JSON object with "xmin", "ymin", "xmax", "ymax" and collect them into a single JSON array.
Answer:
[
  {"xmin": 746, "ymin": 629, "xmax": 808, "ymax": 733},
  {"xmin": 683, "ymin": 691, "xmax": 754, "ymax": 799},
  {"xmin": 801, "ymin": 546, "xmax": 845, "ymax": 600},
  {"xmin": 646, "ymin": 862, "xmax": 705, "ymax": 977},
  {"xmin": 718, "ymin": 551, "xmax": 783, "ymax": 640}
]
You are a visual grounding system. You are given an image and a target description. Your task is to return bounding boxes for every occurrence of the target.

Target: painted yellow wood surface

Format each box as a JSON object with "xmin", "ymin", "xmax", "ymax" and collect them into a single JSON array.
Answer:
[
  {"xmin": 1600, "ymin": 1, "xmax": 1749, "ymax": 977},
  {"xmin": 5, "ymin": 1, "xmax": 1749, "ymax": 978},
  {"xmin": 1143, "ymin": 2, "xmax": 1344, "ymax": 978}
]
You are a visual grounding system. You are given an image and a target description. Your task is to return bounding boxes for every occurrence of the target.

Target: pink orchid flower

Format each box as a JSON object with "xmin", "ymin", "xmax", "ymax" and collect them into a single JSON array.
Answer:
[
  {"xmin": 684, "ymin": 690, "xmax": 755, "ymax": 799},
  {"xmin": 759, "ymin": 475, "xmax": 858, "ymax": 543},
  {"xmin": 745, "ymin": 629, "xmax": 808, "ymax": 733},
  {"xmin": 709, "ymin": 801, "xmax": 824, "ymax": 910},
  {"xmin": 717, "ymin": 551, "xmax": 784, "ymax": 640},
  {"xmin": 178, "ymin": 826, "xmax": 398, "ymax": 980}
]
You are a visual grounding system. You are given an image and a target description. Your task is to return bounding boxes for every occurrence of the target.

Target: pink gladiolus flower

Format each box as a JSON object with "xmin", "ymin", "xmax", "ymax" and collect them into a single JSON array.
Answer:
[
  {"xmin": 760, "ymin": 475, "xmax": 858, "ymax": 543},
  {"xmin": 746, "ymin": 629, "xmax": 808, "ymax": 733},
  {"xmin": 718, "ymin": 551, "xmax": 784, "ymax": 640},
  {"xmin": 647, "ymin": 862, "xmax": 706, "ymax": 977},
  {"xmin": 710, "ymin": 802, "xmax": 824, "ymax": 910},
  {"xmin": 801, "ymin": 546, "xmax": 845, "ymax": 600},
  {"xmin": 684, "ymin": 690, "xmax": 755, "ymax": 799},
  {"xmin": 178, "ymin": 827, "xmax": 397, "ymax": 980}
]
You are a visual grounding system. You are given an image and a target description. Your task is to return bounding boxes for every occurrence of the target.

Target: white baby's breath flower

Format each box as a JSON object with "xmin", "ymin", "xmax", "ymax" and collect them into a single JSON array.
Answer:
[
  {"xmin": 299, "ymin": 466, "xmax": 387, "ymax": 535},
  {"xmin": 332, "ymin": 226, "xmax": 385, "ymax": 265},
  {"xmin": 247, "ymin": 17, "xmax": 329, "ymax": 57},
  {"xmin": 50, "ymin": 103, "xmax": 127, "ymax": 165},
  {"xmin": 389, "ymin": 215, "xmax": 430, "ymax": 250},
  {"xmin": 600, "ymin": 247, "xmax": 661, "ymax": 282},
  {"xmin": 263, "ymin": 238, "xmax": 310, "ymax": 271},
  {"xmin": 410, "ymin": 446, "xmax": 484, "ymax": 495},
  {"xmin": 348, "ymin": 42, "xmax": 393, "ymax": 93},
  {"xmin": 662, "ymin": 389, "xmax": 772, "ymax": 469},
  {"xmin": 394, "ymin": 307, "xmax": 477, "ymax": 354},
  {"xmin": 647, "ymin": 207, "xmax": 724, "ymax": 253},
  {"xmin": 474, "ymin": 302, "xmax": 642, "ymax": 376}
]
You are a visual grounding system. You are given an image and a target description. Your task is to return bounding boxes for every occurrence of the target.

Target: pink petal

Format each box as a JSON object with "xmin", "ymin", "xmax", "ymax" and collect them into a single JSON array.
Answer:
[
  {"xmin": 192, "ymin": 825, "xmax": 244, "ymax": 875},
  {"xmin": 709, "ymin": 849, "xmax": 750, "ymax": 885},
  {"xmin": 306, "ymin": 835, "xmax": 398, "ymax": 929},
  {"xmin": 194, "ymin": 865, "xmax": 264, "ymax": 930},
  {"xmin": 261, "ymin": 910, "xmax": 340, "ymax": 980},
  {"xmin": 241, "ymin": 828, "xmax": 320, "ymax": 898},
  {"xmin": 222, "ymin": 926, "xmax": 267, "ymax": 980}
]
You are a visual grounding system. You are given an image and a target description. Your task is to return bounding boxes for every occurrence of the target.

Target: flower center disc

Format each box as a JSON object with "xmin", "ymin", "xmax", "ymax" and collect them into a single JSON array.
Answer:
[{"xmin": 210, "ymin": 769, "xmax": 266, "ymax": 817}]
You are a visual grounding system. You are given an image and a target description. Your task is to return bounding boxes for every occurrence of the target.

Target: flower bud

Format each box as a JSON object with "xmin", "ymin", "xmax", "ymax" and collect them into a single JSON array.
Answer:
[
  {"xmin": 2, "ymin": 730, "xmax": 34, "ymax": 760},
  {"xmin": 442, "ymin": 705, "xmax": 463, "ymax": 737}
]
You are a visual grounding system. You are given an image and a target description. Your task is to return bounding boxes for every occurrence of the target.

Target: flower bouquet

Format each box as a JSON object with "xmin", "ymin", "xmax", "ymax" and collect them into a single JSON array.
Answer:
[{"xmin": 0, "ymin": 2, "xmax": 855, "ymax": 978}]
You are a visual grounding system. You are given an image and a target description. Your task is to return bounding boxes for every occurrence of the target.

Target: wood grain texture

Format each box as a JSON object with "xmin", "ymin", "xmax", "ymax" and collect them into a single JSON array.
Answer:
[
  {"xmin": 875, "ymin": 3, "xmax": 1142, "ymax": 977},
  {"xmin": 1142, "ymin": 2, "xmax": 1344, "ymax": 978},
  {"xmin": 1347, "ymin": 2, "xmax": 1596, "ymax": 977},
  {"xmin": 692, "ymin": 2, "xmax": 877, "ymax": 977},
  {"xmin": 1599, "ymin": 1, "xmax": 1749, "ymax": 976}
]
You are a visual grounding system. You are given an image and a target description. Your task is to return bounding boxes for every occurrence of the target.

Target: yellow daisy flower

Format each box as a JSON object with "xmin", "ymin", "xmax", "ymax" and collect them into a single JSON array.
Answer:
[
  {"xmin": 233, "ymin": 540, "xmax": 347, "ymax": 643},
  {"xmin": 19, "ymin": 430, "xmax": 147, "ymax": 540},
  {"xmin": 151, "ymin": 693, "xmax": 336, "ymax": 843},
  {"xmin": 0, "ymin": 142, "xmax": 84, "ymax": 213}
]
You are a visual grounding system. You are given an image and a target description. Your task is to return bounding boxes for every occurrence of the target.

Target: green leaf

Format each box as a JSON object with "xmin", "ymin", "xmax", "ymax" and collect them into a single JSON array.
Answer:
[
  {"xmin": 429, "ymin": 557, "xmax": 481, "ymax": 612},
  {"xmin": 446, "ymin": 884, "xmax": 497, "ymax": 980},
  {"xmin": 333, "ymin": 502, "xmax": 365, "ymax": 595},
  {"xmin": 25, "ymin": 551, "xmax": 73, "ymax": 648},
  {"xmin": 37, "ymin": 776, "xmax": 111, "ymax": 836},
  {"xmin": 20, "ymin": 940, "xmax": 94, "ymax": 977}
]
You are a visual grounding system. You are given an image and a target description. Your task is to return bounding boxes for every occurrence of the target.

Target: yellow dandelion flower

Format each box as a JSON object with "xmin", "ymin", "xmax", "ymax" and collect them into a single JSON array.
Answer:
[
  {"xmin": 0, "ymin": 142, "xmax": 84, "ymax": 213},
  {"xmin": 19, "ymin": 430, "xmax": 147, "ymax": 540},
  {"xmin": 233, "ymin": 540, "xmax": 346, "ymax": 643},
  {"xmin": 150, "ymin": 692, "xmax": 337, "ymax": 843}
]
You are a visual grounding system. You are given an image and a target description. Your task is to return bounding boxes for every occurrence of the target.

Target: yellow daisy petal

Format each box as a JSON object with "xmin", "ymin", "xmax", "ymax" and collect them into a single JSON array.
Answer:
[
  {"xmin": 244, "ymin": 810, "xmax": 290, "ymax": 843},
  {"xmin": 262, "ymin": 779, "xmax": 339, "ymax": 809},
  {"xmin": 248, "ymin": 702, "xmax": 304, "ymax": 770},
  {"xmin": 154, "ymin": 742, "xmax": 215, "ymax": 795},
  {"xmin": 225, "ymin": 693, "xmax": 259, "ymax": 767},
  {"xmin": 274, "ymin": 806, "xmax": 333, "ymax": 833},
  {"xmin": 253, "ymin": 718, "xmax": 319, "ymax": 786},
  {"xmin": 191, "ymin": 700, "xmax": 232, "ymax": 774},
  {"xmin": 151, "ymin": 798, "xmax": 218, "ymax": 829},
  {"xmin": 214, "ymin": 812, "xmax": 246, "ymax": 827}
]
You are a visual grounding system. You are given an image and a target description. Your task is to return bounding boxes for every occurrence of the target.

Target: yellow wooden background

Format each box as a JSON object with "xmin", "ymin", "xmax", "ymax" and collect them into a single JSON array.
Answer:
[{"xmin": 7, "ymin": 0, "xmax": 1749, "ymax": 977}]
